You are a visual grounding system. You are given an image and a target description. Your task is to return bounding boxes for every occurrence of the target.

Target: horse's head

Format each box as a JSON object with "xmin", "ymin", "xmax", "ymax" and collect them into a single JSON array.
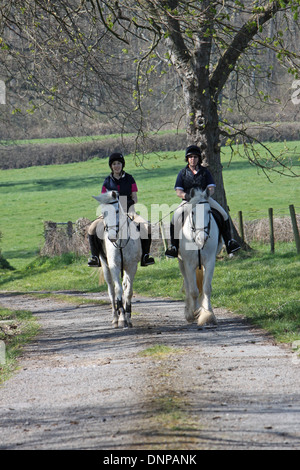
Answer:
[
  {"xmin": 93, "ymin": 191, "xmax": 120, "ymax": 242},
  {"xmin": 188, "ymin": 188, "xmax": 211, "ymax": 248}
]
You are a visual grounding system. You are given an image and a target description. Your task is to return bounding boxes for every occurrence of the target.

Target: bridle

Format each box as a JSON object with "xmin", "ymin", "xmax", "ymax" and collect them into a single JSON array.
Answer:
[
  {"xmin": 103, "ymin": 198, "xmax": 132, "ymax": 249},
  {"xmin": 190, "ymin": 200, "xmax": 212, "ymax": 248}
]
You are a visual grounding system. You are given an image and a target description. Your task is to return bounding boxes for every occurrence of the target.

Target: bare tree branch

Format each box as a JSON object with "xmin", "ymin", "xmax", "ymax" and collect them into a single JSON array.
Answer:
[{"xmin": 210, "ymin": 0, "xmax": 290, "ymax": 98}]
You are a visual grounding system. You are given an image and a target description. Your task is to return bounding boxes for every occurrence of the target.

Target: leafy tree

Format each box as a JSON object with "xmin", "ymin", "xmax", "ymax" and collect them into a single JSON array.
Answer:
[
  {"xmin": 1, "ymin": 1, "xmax": 299, "ymax": 235},
  {"xmin": 94, "ymin": 0, "xmax": 300, "ymax": 207}
]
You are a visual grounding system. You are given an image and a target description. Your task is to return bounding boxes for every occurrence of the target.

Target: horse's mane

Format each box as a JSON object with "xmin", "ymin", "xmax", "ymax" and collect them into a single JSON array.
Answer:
[{"xmin": 188, "ymin": 188, "xmax": 208, "ymax": 206}]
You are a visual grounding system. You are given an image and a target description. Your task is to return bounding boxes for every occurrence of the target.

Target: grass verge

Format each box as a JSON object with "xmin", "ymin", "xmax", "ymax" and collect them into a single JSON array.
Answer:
[
  {"xmin": 0, "ymin": 305, "xmax": 39, "ymax": 384},
  {"xmin": 139, "ymin": 344, "xmax": 182, "ymax": 358}
]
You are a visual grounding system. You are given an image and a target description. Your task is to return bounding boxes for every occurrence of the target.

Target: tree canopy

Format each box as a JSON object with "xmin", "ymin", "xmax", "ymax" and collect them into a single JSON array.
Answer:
[{"xmin": 1, "ymin": 1, "xmax": 299, "ymax": 207}]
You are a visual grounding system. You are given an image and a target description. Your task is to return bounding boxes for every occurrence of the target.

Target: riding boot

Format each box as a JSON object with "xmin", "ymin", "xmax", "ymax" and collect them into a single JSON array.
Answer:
[
  {"xmin": 221, "ymin": 219, "xmax": 241, "ymax": 255},
  {"xmin": 141, "ymin": 235, "xmax": 155, "ymax": 266},
  {"xmin": 165, "ymin": 221, "xmax": 179, "ymax": 258},
  {"xmin": 87, "ymin": 234, "xmax": 101, "ymax": 267}
]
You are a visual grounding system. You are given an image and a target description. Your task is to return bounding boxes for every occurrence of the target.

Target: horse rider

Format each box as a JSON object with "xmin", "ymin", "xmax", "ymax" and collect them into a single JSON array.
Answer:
[
  {"xmin": 88, "ymin": 152, "xmax": 155, "ymax": 267},
  {"xmin": 165, "ymin": 145, "xmax": 241, "ymax": 258}
]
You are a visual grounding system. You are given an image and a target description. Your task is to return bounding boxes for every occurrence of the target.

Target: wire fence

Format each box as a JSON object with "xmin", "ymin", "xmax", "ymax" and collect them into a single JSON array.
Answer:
[
  {"xmin": 233, "ymin": 204, "xmax": 300, "ymax": 253},
  {"xmin": 41, "ymin": 205, "xmax": 300, "ymax": 257}
]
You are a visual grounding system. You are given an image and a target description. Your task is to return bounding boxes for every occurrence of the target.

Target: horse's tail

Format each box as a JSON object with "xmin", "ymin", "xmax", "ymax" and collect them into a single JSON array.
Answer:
[
  {"xmin": 196, "ymin": 266, "xmax": 203, "ymax": 295},
  {"xmin": 99, "ymin": 267, "xmax": 105, "ymax": 286}
]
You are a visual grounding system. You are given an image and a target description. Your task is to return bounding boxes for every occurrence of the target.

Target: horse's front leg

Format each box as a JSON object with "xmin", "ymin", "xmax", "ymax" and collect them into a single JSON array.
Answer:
[
  {"xmin": 116, "ymin": 298, "xmax": 127, "ymax": 328},
  {"xmin": 102, "ymin": 263, "xmax": 119, "ymax": 328},
  {"xmin": 179, "ymin": 258, "xmax": 199, "ymax": 323},
  {"xmin": 197, "ymin": 262, "xmax": 217, "ymax": 327},
  {"xmin": 122, "ymin": 268, "xmax": 137, "ymax": 328},
  {"xmin": 110, "ymin": 266, "xmax": 128, "ymax": 328}
]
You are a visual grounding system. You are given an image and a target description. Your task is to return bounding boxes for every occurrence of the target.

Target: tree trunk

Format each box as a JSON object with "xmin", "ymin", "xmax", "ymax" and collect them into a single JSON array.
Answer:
[
  {"xmin": 162, "ymin": 1, "xmax": 287, "ymax": 251},
  {"xmin": 182, "ymin": 65, "xmax": 227, "ymax": 203},
  {"xmin": 183, "ymin": 80, "xmax": 248, "ymax": 248}
]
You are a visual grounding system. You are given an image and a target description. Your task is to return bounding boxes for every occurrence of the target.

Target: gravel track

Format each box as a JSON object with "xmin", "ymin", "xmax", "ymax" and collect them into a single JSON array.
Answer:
[{"xmin": 0, "ymin": 291, "xmax": 299, "ymax": 450}]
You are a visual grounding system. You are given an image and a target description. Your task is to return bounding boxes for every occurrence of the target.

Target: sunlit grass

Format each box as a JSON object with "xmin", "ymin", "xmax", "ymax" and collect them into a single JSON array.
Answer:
[
  {"xmin": 0, "ymin": 306, "xmax": 39, "ymax": 383},
  {"xmin": 0, "ymin": 144, "xmax": 299, "ymax": 346},
  {"xmin": 1, "ymin": 142, "xmax": 299, "ymax": 269}
]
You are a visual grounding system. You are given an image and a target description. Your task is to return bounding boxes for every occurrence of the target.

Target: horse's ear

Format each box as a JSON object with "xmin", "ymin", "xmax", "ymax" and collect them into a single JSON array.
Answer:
[
  {"xmin": 190, "ymin": 188, "xmax": 195, "ymax": 199},
  {"xmin": 206, "ymin": 187, "xmax": 210, "ymax": 198},
  {"xmin": 112, "ymin": 191, "xmax": 117, "ymax": 199}
]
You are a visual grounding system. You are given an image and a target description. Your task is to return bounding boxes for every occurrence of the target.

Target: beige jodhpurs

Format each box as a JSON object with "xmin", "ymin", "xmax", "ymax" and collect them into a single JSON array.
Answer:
[
  {"xmin": 208, "ymin": 197, "xmax": 228, "ymax": 220},
  {"xmin": 173, "ymin": 197, "xmax": 228, "ymax": 226},
  {"xmin": 88, "ymin": 206, "xmax": 150, "ymax": 239},
  {"xmin": 172, "ymin": 197, "xmax": 228, "ymax": 240}
]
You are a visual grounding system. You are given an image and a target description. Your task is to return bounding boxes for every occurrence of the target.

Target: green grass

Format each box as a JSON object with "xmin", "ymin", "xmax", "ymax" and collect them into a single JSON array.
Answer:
[
  {"xmin": 0, "ymin": 141, "xmax": 299, "ymax": 348},
  {"xmin": 212, "ymin": 244, "xmax": 299, "ymax": 344},
  {"xmin": 1, "ymin": 141, "xmax": 299, "ymax": 269},
  {"xmin": 0, "ymin": 133, "xmax": 124, "ymax": 146},
  {"xmin": 0, "ymin": 305, "xmax": 39, "ymax": 383},
  {"xmin": 0, "ymin": 253, "xmax": 103, "ymax": 292},
  {"xmin": 222, "ymin": 141, "xmax": 300, "ymax": 219},
  {"xmin": 0, "ymin": 129, "xmax": 181, "ymax": 147},
  {"xmin": 135, "ymin": 242, "xmax": 299, "ymax": 344},
  {"xmin": 139, "ymin": 344, "xmax": 182, "ymax": 358}
]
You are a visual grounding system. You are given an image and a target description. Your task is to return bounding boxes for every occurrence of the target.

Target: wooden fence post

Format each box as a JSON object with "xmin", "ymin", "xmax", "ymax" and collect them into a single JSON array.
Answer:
[
  {"xmin": 289, "ymin": 205, "xmax": 300, "ymax": 254},
  {"xmin": 67, "ymin": 221, "xmax": 73, "ymax": 239},
  {"xmin": 44, "ymin": 221, "xmax": 57, "ymax": 242},
  {"xmin": 268, "ymin": 208, "xmax": 275, "ymax": 253}
]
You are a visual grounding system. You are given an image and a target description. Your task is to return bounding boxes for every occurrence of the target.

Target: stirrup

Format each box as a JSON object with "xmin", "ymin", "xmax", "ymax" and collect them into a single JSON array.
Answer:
[
  {"xmin": 141, "ymin": 254, "xmax": 155, "ymax": 267},
  {"xmin": 227, "ymin": 240, "xmax": 241, "ymax": 254},
  {"xmin": 165, "ymin": 246, "xmax": 178, "ymax": 258},
  {"xmin": 88, "ymin": 255, "xmax": 100, "ymax": 267}
]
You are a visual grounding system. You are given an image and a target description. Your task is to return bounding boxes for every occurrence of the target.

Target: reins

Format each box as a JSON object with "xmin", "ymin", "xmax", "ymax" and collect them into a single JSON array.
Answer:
[
  {"xmin": 189, "ymin": 200, "xmax": 212, "ymax": 267},
  {"xmin": 190, "ymin": 201, "xmax": 212, "ymax": 242},
  {"xmin": 111, "ymin": 200, "xmax": 132, "ymax": 250}
]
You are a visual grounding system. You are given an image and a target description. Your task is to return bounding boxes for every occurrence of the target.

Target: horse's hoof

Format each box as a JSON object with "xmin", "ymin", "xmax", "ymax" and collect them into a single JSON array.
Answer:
[
  {"xmin": 112, "ymin": 320, "xmax": 118, "ymax": 328},
  {"xmin": 184, "ymin": 308, "xmax": 194, "ymax": 323},
  {"xmin": 185, "ymin": 315, "xmax": 194, "ymax": 324},
  {"xmin": 197, "ymin": 309, "xmax": 215, "ymax": 327},
  {"xmin": 118, "ymin": 319, "xmax": 128, "ymax": 328}
]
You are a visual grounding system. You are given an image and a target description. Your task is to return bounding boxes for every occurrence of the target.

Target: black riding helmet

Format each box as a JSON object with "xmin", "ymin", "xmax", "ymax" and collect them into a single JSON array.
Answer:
[
  {"xmin": 109, "ymin": 152, "xmax": 125, "ymax": 168},
  {"xmin": 185, "ymin": 145, "xmax": 202, "ymax": 162}
]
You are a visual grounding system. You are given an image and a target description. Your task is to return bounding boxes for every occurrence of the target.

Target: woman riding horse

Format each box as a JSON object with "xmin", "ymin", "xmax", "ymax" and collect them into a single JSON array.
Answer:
[
  {"xmin": 88, "ymin": 152, "xmax": 155, "ymax": 267},
  {"xmin": 165, "ymin": 145, "xmax": 240, "ymax": 258}
]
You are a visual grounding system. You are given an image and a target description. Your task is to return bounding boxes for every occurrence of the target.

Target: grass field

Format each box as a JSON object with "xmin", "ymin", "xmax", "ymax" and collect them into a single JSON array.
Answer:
[
  {"xmin": 0, "ymin": 306, "xmax": 39, "ymax": 383},
  {"xmin": 1, "ymin": 141, "xmax": 299, "ymax": 268},
  {"xmin": 0, "ymin": 141, "xmax": 299, "ymax": 346}
]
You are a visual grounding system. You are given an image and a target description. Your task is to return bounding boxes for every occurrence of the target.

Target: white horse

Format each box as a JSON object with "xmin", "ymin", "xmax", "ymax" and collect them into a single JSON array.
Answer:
[
  {"xmin": 93, "ymin": 191, "xmax": 142, "ymax": 328},
  {"xmin": 178, "ymin": 188, "xmax": 223, "ymax": 327}
]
